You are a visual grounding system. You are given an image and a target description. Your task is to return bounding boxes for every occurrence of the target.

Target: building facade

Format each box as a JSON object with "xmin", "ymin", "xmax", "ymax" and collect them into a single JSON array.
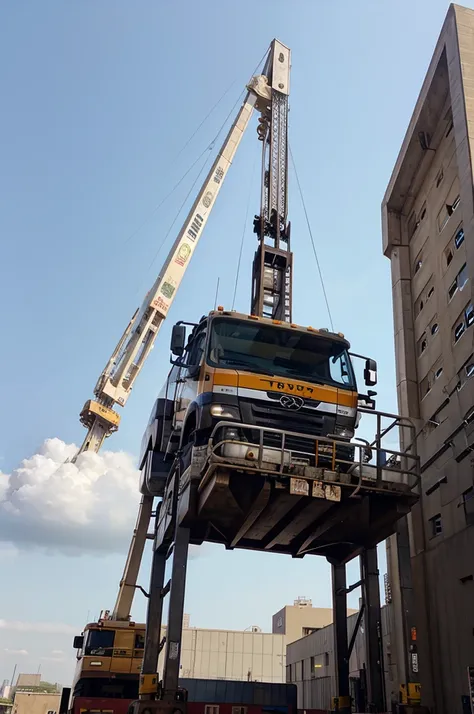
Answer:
[
  {"xmin": 156, "ymin": 600, "xmax": 342, "ymax": 684},
  {"xmin": 272, "ymin": 597, "xmax": 355, "ymax": 645},
  {"xmin": 286, "ymin": 605, "xmax": 393, "ymax": 713},
  {"xmin": 382, "ymin": 5, "xmax": 474, "ymax": 712}
]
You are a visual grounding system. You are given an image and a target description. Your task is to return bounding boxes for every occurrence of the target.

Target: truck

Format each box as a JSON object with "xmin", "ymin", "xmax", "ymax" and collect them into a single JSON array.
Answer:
[{"xmin": 139, "ymin": 309, "xmax": 378, "ymax": 502}]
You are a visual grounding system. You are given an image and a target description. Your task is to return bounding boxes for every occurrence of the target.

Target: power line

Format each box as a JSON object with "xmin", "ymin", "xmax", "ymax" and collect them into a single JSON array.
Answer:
[{"xmin": 289, "ymin": 144, "xmax": 334, "ymax": 331}]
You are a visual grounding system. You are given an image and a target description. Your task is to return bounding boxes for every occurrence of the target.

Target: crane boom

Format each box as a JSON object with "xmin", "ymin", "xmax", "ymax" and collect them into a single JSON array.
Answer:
[
  {"xmin": 251, "ymin": 40, "xmax": 292, "ymax": 321},
  {"xmin": 77, "ymin": 88, "xmax": 260, "ymax": 456},
  {"xmin": 109, "ymin": 40, "xmax": 291, "ymax": 621}
]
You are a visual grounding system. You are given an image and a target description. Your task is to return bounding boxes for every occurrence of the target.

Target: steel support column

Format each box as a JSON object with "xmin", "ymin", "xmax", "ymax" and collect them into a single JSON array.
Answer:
[
  {"xmin": 331, "ymin": 563, "xmax": 350, "ymax": 712},
  {"xmin": 140, "ymin": 543, "xmax": 167, "ymax": 696},
  {"xmin": 360, "ymin": 547, "xmax": 385, "ymax": 712},
  {"xmin": 162, "ymin": 524, "xmax": 191, "ymax": 697}
]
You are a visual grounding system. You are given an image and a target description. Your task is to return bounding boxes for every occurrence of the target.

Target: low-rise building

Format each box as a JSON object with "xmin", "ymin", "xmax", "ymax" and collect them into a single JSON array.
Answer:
[
  {"xmin": 156, "ymin": 598, "xmax": 344, "ymax": 684},
  {"xmin": 272, "ymin": 596, "xmax": 357, "ymax": 645},
  {"xmin": 286, "ymin": 604, "xmax": 393, "ymax": 712}
]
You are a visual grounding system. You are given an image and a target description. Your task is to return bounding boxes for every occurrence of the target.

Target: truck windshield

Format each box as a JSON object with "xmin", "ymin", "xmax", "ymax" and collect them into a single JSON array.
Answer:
[{"xmin": 208, "ymin": 318, "xmax": 356, "ymax": 390}]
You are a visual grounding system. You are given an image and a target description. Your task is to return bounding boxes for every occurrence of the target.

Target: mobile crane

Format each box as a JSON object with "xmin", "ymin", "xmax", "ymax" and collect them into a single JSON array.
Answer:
[{"xmin": 71, "ymin": 39, "xmax": 422, "ymax": 714}]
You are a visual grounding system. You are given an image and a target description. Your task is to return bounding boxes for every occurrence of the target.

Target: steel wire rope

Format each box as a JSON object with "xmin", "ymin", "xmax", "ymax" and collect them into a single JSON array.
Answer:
[
  {"xmin": 133, "ymin": 46, "xmax": 271, "ymax": 295},
  {"xmin": 122, "ymin": 47, "xmax": 269, "ymax": 250},
  {"xmin": 289, "ymin": 144, "xmax": 334, "ymax": 331},
  {"xmin": 232, "ymin": 154, "xmax": 258, "ymax": 310}
]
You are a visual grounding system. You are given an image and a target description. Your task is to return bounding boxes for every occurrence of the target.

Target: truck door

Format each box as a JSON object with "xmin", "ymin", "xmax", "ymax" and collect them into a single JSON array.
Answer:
[{"xmin": 173, "ymin": 324, "xmax": 207, "ymax": 434}]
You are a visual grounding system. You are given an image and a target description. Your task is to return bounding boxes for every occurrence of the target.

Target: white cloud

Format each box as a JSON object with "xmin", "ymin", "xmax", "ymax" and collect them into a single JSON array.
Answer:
[
  {"xmin": 0, "ymin": 438, "xmax": 141, "ymax": 554},
  {"xmin": 4, "ymin": 648, "xmax": 28, "ymax": 656},
  {"xmin": 0, "ymin": 620, "xmax": 77, "ymax": 635},
  {"xmin": 51, "ymin": 649, "xmax": 64, "ymax": 655}
]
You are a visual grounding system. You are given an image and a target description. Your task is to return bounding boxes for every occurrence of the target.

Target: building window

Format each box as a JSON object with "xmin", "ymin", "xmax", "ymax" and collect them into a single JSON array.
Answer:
[
  {"xmin": 436, "ymin": 168, "xmax": 444, "ymax": 187},
  {"xmin": 205, "ymin": 706, "xmax": 219, "ymax": 714},
  {"xmin": 324, "ymin": 652, "xmax": 330, "ymax": 666},
  {"xmin": 463, "ymin": 488, "xmax": 474, "ymax": 525},
  {"xmin": 418, "ymin": 332, "xmax": 427, "ymax": 356},
  {"xmin": 455, "ymin": 226, "xmax": 465, "ymax": 248},
  {"xmin": 438, "ymin": 194, "xmax": 460, "ymax": 232},
  {"xmin": 453, "ymin": 303, "xmax": 474, "ymax": 344},
  {"xmin": 466, "ymin": 303, "xmax": 474, "ymax": 326},
  {"xmin": 454, "ymin": 320, "xmax": 466, "ymax": 343},
  {"xmin": 448, "ymin": 263, "xmax": 468, "ymax": 301},
  {"xmin": 302, "ymin": 627, "xmax": 319, "ymax": 636},
  {"xmin": 466, "ymin": 363, "xmax": 474, "ymax": 378},
  {"xmin": 434, "ymin": 366, "xmax": 443, "ymax": 380},
  {"xmin": 430, "ymin": 513, "xmax": 442, "ymax": 537},
  {"xmin": 431, "ymin": 322, "xmax": 439, "ymax": 335},
  {"xmin": 310, "ymin": 656, "xmax": 316, "ymax": 678},
  {"xmin": 414, "ymin": 256, "xmax": 423, "ymax": 274},
  {"xmin": 232, "ymin": 707, "xmax": 247, "ymax": 714},
  {"xmin": 446, "ymin": 118, "xmax": 454, "ymax": 137},
  {"xmin": 415, "ymin": 279, "xmax": 434, "ymax": 317}
]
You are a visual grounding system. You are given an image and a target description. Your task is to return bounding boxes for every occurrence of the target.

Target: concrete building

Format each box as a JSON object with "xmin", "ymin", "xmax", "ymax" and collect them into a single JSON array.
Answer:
[
  {"xmin": 15, "ymin": 674, "xmax": 41, "ymax": 689},
  {"xmin": 11, "ymin": 691, "xmax": 60, "ymax": 714},
  {"xmin": 155, "ymin": 600, "xmax": 342, "ymax": 684},
  {"xmin": 286, "ymin": 605, "xmax": 393, "ymax": 713},
  {"xmin": 382, "ymin": 4, "xmax": 474, "ymax": 712},
  {"xmin": 173, "ymin": 627, "xmax": 285, "ymax": 683},
  {"xmin": 272, "ymin": 596, "xmax": 356, "ymax": 645}
]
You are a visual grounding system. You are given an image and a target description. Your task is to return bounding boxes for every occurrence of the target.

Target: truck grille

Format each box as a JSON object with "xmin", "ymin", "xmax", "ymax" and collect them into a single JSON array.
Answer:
[{"xmin": 241, "ymin": 400, "xmax": 335, "ymax": 456}]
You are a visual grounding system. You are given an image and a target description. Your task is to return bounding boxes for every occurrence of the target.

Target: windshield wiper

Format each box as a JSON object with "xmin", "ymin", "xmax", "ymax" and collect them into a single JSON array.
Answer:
[{"xmin": 219, "ymin": 358, "xmax": 275, "ymax": 376}]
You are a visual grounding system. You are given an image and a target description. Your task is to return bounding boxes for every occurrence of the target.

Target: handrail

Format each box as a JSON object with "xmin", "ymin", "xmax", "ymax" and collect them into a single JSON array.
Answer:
[{"xmin": 205, "ymin": 415, "xmax": 420, "ymax": 491}]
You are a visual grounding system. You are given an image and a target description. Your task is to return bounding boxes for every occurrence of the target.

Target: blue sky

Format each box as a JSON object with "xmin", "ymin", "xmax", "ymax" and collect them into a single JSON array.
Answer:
[{"xmin": 0, "ymin": 0, "xmax": 463, "ymax": 687}]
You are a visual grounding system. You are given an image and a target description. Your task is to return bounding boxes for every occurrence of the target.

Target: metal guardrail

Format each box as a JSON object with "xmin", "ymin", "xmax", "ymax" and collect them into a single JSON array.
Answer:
[{"xmin": 204, "ymin": 409, "xmax": 420, "ymax": 492}]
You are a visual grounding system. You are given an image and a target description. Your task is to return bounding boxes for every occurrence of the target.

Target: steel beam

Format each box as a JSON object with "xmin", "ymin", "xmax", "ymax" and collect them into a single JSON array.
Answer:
[
  {"xmin": 331, "ymin": 562, "xmax": 350, "ymax": 712},
  {"xmin": 162, "ymin": 524, "xmax": 191, "ymax": 697},
  {"xmin": 140, "ymin": 546, "xmax": 167, "ymax": 692},
  {"xmin": 360, "ymin": 547, "xmax": 385, "ymax": 712}
]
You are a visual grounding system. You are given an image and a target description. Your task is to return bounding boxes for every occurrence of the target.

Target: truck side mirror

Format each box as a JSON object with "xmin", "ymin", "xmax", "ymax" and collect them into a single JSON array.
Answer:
[
  {"xmin": 73, "ymin": 635, "xmax": 84, "ymax": 650},
  {"xmin": 364, "ymin": 358, "xmax": 377, "ymax": 386},
  {"xmin": 170, "ymin": 324, "xmax": 186, "ymax": 357}
]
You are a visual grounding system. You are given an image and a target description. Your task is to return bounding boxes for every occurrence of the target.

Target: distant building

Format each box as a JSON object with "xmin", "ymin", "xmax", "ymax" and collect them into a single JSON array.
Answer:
[
  {"xmin": 14, "ymin": 675, "xmax": 40, "ymax": 689},
  {"xmin": 156, "ymin": 599, "xmax": 347, "ymax": 684},
  {"xmin": 286, "ymin": 604, "xmax": 393, "ymax": 713},
  {"xmin": 11, "ymin": 691, "xmax": 60, "ymax": 714},
  {"xmin": 272, "ymin": 596, "xmax": 357, "ymax": 645}
]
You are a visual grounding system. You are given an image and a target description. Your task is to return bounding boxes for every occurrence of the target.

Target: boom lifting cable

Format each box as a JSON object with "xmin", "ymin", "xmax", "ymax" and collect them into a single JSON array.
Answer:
[
  {"xmin": 138, "ymin": 57, "xmax": 270, "ymax": 292},
  {"xmin": 289, "ymin": 144, "xmax": 335, "ymax": 331},
  {"xmin": 232, "ymin": 155, "xmax": 258, "ymax": 310},
  {"xmin": 122, "ymin": 48, "xmax": 269, "ymax": 250}
]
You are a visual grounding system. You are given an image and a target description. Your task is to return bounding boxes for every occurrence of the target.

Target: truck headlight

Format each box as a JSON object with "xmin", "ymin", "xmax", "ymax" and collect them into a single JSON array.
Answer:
[
  {"xmin": 334, "ymin": 425, "xmax": 354, "ymax": 440},
  {"xmin": 210, "ymin": 404, "xmax": 240, "ymax": 419},
  {"xmin": 223, "ymin": 427, "xmax": 240, "ymax": 441}
]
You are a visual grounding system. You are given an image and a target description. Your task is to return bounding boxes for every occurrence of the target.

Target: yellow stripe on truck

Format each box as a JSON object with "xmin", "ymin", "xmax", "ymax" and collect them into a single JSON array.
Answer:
[{"xmin": 212, "ymin": 369, "xmax": 357, "ymax": 407}]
